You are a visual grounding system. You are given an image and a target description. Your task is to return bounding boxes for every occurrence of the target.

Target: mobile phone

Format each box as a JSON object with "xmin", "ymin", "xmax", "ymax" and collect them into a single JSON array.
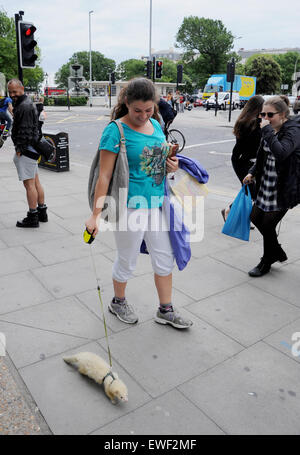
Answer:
[{"xmin": 168, "ymin": 143, "xmax": 179, "ymax": 158}]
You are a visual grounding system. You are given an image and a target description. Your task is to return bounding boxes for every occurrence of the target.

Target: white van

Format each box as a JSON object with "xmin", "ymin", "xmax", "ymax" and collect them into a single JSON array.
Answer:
[{"xmin": 206, "ymin": 92, "xmax": 240, "ymax": 110}]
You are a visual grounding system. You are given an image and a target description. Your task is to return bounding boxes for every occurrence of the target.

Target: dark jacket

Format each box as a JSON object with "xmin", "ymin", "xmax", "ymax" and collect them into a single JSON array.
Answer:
[
  {"xmin": 232, "ymin": 121, "xmax": 262, "ymax": 163},
  {"xmin": 231, "ymin": 120, "xmax": 262, "ymax": 183},
  {"xmin": 158, "ymin": 98, "xmax": 176, "ymax": 124},
  {"xmin": 249, "ymin": 119, "xmax": 300, "ymax": 210},
  {"xmin": 11, "ymin": 95, "xmax": 39, "ymax": 156}
]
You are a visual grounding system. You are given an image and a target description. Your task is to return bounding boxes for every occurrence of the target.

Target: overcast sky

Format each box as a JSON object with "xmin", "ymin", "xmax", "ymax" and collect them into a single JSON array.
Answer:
[{"xmin": 2, "ymin": 0, "xmax": 299, "ymax": 84}]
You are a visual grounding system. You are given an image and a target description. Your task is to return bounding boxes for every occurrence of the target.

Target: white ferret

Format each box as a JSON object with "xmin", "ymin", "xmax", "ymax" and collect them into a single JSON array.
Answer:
[{"xmin": 63, "ymin": 352, "xmax": 128, "ymax": 404}]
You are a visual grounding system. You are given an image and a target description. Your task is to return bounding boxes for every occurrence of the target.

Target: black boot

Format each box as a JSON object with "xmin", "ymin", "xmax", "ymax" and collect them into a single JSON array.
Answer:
[
  {"xmin": 37, "ymin": 205, "xmax": 48, "ymax": 222},
  {"xmin": 248, "ymin": 258, "xmax": 271, "ymax": 277},
  {"xmin": 16, "ymin": 211, "xmax": 39, "ymax": 228},
  {"xmin": 270, "ymin": 244, "xmax": 287, "ymax": 264}
]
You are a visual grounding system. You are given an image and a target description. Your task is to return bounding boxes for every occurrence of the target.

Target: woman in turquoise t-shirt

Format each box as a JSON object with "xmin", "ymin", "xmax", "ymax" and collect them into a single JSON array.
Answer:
[{"xmin": 85, "ymin": 78, "xmax": 192, "ymax": 329}]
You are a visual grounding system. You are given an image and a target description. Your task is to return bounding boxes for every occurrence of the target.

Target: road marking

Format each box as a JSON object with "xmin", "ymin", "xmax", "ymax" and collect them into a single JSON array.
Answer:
[
  {"xmin": 185, "ymin": 139, "xmax": 235, "ymax": 149},
  {"xmin": 209, "ymin": 151, "xmax": 232, "ymax": 156},
  {"xmin": 97, "ymin": 115, "xmax": 104, "ymax": 120},
  {"xmin": 57, "ymin": 116, "xmax": 78, "ymax": 123}
]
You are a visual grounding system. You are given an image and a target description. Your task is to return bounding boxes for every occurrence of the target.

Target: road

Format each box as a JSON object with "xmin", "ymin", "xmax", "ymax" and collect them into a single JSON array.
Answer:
[{"xmin": 42, "ymin": 105, "xmax": 242, "ymax": 196}]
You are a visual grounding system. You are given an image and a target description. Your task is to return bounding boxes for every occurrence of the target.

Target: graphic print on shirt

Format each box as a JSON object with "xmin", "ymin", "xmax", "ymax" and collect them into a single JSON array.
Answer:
[{"xmin": 140, "ymin": 143, "xmax": 169, "ymax": 186}]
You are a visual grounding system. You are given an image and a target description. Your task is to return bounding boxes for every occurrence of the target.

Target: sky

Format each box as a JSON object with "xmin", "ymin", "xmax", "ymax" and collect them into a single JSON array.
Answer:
[{"xmin": 2, "ymin": 0, "xmax": 299, "ymax": 85}]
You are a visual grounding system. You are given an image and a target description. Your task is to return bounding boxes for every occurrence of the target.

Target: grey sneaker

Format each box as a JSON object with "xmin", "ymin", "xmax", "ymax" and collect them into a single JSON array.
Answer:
[
  {"xmin": 155, "ymin": 307, "xmax": 193, "ymax": 329},
  {"xmin": 108, "ymin": 299, "xmax": 138, "ymax": 324}
]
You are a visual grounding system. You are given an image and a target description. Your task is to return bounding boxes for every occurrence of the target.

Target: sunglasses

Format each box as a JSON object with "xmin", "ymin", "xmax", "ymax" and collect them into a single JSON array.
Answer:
[{"xmin": 260, "ymin": 112, "xmax": 280, "ymax": 118}]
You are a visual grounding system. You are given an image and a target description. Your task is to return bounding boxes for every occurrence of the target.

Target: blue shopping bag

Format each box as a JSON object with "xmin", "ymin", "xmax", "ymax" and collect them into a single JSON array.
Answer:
[{"xmin": 222, "ymin": 185, "xmax": 252, "ymax": 241}]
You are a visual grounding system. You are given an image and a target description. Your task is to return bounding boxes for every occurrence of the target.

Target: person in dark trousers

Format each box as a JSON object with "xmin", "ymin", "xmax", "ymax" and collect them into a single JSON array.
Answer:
[
  {"xmin": 243, "ymin": 96, "xmax": 300, "ymax": 277},
  {"xmin": 158, "ymin": 97, "xmax": 176, "ymax": 134},
  {"xmin": 7, "ymin": 79, "xmax": 48, "ymax": 228},
  {"xmin": 221, "ymin": 95, "xmax": 264, "ymax": 221}
]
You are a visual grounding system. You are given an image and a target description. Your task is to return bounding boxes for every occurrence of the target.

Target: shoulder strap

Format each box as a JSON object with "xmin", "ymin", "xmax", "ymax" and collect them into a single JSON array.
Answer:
[
  {"xmin": 111, "ymin": 120, "xmax": 125, "ymax": 139},
  {"xmin": 111, "ymin": 120, "xmax": 126, "ymax": 152}
]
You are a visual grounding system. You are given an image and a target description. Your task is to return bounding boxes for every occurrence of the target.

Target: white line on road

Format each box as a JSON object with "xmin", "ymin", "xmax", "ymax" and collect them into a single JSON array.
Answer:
[
  {"xmin": 184, "ymin": 139, "xmax": 235, "ymax": 149},
  {"xmin": 209, "ymin": 151, "xmax": 232, "ymax": 156}
]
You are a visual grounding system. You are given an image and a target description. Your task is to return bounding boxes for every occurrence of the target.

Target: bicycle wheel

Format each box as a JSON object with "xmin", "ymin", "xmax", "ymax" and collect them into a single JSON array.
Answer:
[{"xmin": 168, "ymin": 129, "xmax": 185, "ymax": 153}]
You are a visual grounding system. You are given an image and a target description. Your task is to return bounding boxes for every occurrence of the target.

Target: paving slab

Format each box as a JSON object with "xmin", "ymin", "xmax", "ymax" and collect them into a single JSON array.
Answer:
[
  {"xmin": 264, "ymin": 319, "xmax": 300, "ymax": 364},
  {"xmin": 172, "ymin": 256, "xmax": 248, "ymax": 301},
  {"xmin": 0, "ymin": 270, "xmax": 52, "ymax": 315},
  {"xmin": 0, "ymin": 296, "xmax": 109, "ymax": 340},
  {"xmin": 210, "ymin": 241, "xmax": 267, "ymax": 273},
  {"xmin": 92, "ymin": 389, "xmax": 224, "ymax": 435},
  {"xmin": 0, "ymin": 223, "xmax": 68, "ymax": 247},
  {"xmin": 190, "ymin": 229, "xmax": 248, "ymax": 260},
  {"xmin": 98, "ymin": 316, "xmax": 243, "ymax": 398},
  {"xmin": 19, "ymin": 342, "xmax": 150, "ymax": 435},
  {"xmin": 250, "ymin": 262, "xmax": 300, "ymax": 308},
  {"xmin": 32, "ymin": 254, "xmax": 114, "ymax": 299},
  {"xmin": 179, "ymin": 342, "xmax": 300, "ymax": 435},
  {"xmin": 187, "ymin": 283, "xmax": 300, "ymax": 347},
  {"xmin": 0, "ymin": 246, "xmax": 41, "ymax": 277},
  {"xmin": 0, "ymin": 320, "xmax": 90, "ymax": 369},
  {"xmin": 25, "ymin": 234, "xmax": 112, "ymax": 266}
]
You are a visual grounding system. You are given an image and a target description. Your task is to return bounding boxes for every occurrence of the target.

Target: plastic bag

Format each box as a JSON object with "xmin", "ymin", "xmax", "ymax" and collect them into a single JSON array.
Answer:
[{"xmin": 222, "ymin": 185, "xmax": 252, "ymax": 241}]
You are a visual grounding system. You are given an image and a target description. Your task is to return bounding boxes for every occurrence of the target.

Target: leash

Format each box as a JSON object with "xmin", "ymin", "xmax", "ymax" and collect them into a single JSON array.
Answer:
[{"xmin": 83, "ymin": 228, "xmax": 113, "ymax": 369}]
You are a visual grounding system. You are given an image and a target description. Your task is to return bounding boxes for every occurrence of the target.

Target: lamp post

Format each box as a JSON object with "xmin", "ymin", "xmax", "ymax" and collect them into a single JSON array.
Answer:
[
  {"xmin": 89, "ymin": 10, "xmax": 94, "ymax": 107},
  {"xmin": 291, "ymin": 55, "xmax": 300, "ymax": 96},
  {"xmin": 149, "ymin": 0, "xmax": 152, "ymax": 61},
  {"xmin": 45, "ymin": 72, "xmax": 48, "ymax": 97}
]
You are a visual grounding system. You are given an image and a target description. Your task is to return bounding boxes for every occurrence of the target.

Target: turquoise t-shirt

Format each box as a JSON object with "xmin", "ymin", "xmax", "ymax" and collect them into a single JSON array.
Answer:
[{"xmin": 99, "ymin": 118, "xmax": 169, "ymax": 209}]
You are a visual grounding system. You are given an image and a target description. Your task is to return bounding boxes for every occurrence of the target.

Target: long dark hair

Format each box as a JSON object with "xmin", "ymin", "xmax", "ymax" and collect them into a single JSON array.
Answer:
[
  {"xmin": 111, "ymin": 78, "xmax": 159, "ymax": 121},
  {"xmin": 233, "ymin": 95, "xmax": 264, "ymax": 139}
]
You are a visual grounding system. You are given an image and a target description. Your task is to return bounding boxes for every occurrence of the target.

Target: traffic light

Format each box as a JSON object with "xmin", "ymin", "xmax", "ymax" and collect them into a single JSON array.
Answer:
[
  {"xmin": 111, "ymin": 72, "xmax": 115, "ymax": 84},
  {"xmin": 18, "ymin": 21, "xmax": 38, "ymax": 68},
  {"xmin": 145, "ymin": 60, "xmax": 152, "ymax": 79},
  {"xmin": 177, "ymin": 64, "xmax": 183, "ymax": 84},
  {"xmin": 226, "ymin": 59, "xmax": 235, "ymax": 83},
  {"xmin": 155, "ymin": 60, "xmax": 163, "ymax": 79}
]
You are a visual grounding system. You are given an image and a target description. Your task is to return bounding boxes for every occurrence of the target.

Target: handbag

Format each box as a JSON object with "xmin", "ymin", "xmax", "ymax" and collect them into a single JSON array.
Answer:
[
  {"xmin": 35, "ymin": 136, "xmax": 55, "ymax": 161},
  {"xmin": 88, "ymin": 120, "xmax": 129, "ymax": 223},
  {"xmin": 222, "ymin": 185, "xmax": 252, "ymax": 241}
]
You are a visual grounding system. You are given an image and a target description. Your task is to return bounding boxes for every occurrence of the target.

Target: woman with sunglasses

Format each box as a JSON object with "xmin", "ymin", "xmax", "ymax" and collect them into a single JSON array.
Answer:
[
  {"xmin": 221, "ymin": 95, "xmax": 264, "ymax": 221},
  {"xmin": 243, "ymin": 96, "xmax": 300, "ymax": 277}
]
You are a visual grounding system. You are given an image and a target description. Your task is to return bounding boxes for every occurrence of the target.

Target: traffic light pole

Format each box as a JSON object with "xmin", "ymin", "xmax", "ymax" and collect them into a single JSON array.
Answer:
[
  {"xmin": 14, "ymin": 11, "xmax": 24, "ymax": 84},
  {"xmin": 152, "ymin": 56, "xmax": 155, "ymax": 82},
  {"xmin": 228, "ymin": 80, "xmax": 234, "ymax": 123}
]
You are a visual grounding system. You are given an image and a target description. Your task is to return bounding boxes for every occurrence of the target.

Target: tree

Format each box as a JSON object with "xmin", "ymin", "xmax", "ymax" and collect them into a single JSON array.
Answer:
[
  {"xmin": 116, "ymin": 59, "xmax": 145, "ymax": 80},
  {"xmin": 245, "ymin": 55, "xmax": 282, "ymax": 94},
  {"xmin": 272, "ymin": 52, "xmax": 300, "ymax": 92},
  {"xmin": 55, "ymin": 51, "xmax": 116, "ymax": 87},
  {"xmin": 0, "ymin": 9, "xmax": 44, "ymax": 90},
  {"xmin": 176, "ymin": 16, "xmax": 234, "ymax": 75}
]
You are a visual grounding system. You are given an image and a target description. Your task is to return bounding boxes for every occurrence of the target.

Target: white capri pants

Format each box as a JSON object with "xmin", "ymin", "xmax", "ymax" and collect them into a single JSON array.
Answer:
[{"xmin": 112, "ymin": 207, "xmax": 174, "ymax": 282}]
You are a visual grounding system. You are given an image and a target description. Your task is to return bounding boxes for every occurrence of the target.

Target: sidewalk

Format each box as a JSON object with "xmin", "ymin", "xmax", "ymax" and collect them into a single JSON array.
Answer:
[{"xmin": 0, "ymin": 138, "xmax": 300, "ymax": 435}]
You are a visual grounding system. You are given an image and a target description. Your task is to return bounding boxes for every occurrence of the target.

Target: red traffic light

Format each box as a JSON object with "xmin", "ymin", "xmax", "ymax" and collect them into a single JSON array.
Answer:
[{"xmin": 25, "ymin": 25, "xmax": 36, "ymax": 37}]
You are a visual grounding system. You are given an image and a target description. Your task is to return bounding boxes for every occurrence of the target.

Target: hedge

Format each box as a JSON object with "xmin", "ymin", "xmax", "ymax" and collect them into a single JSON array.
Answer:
[{"xmin": 44, "ymin": 96, "xmax": 88, "ymax": 106}]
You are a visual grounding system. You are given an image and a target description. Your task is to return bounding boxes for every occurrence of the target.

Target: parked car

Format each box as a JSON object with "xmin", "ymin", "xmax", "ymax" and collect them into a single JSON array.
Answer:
[
  {"xmin": 192, "ymin": 96, "xmax": 203, "ymax": 107},
  {"xmin": 287, "ymin": 95, "xmax": 296, "ymax": 105},
  {"xmin": 206, "ymin": 92, "xmax": 240, "ymax": 110}
]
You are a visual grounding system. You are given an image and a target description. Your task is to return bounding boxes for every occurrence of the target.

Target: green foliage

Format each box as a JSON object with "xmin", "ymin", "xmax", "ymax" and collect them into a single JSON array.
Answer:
[
  {"xmin": 116, "ymin": 59, "xmax": 145, "ymax": 80},
  {"xmin": 44, "ymin": 96, "xmax": 87, "ymax": 106},
  {"xmin": 175, "ymin": 16, "xmax": 237, "ymax": 90},
  {"xmin": 55, "ymin": 51, "xmax": 116, "ymax": 87},
  {"xmin": 0, "ymin": 9, "xmax": 44, "ymax": 90},
  {"xmin": 245, "ymin": 54, "xmax": 282, "ymax": 94},
  {"xmin": 272, "ymin": 52, "xmax": 300, "ymax": 92}
]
